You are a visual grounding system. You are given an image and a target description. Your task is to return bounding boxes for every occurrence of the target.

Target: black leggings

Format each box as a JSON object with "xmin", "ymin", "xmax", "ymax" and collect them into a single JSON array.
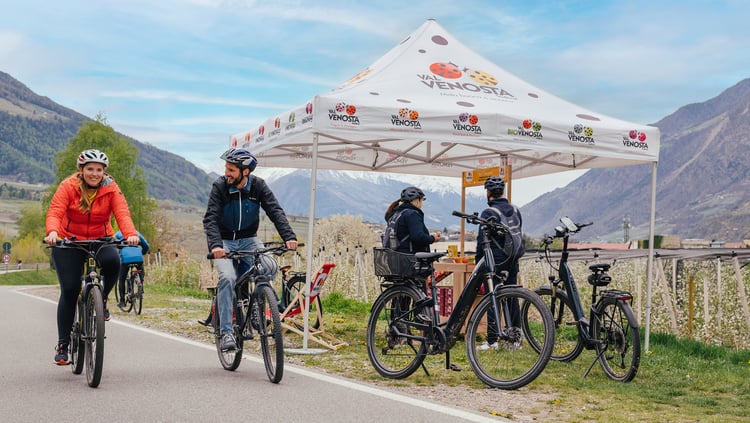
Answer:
[{"xmin": 52, "ymin": 245, "xmax": 120, "ymax": 344}]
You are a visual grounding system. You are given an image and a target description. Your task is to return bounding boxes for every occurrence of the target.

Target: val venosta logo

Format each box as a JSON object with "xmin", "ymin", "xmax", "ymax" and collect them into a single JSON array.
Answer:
[
  {"xmin": 623, "ymin": 130, "xmax": 649, "ymax": 150},
  {"xmin": 416, "ymin": 61, "xmax": 514, "ymax": 98},
  {"xmin": 569, "ymin": 124, "xmax": 595, "ymax": 145},
  {"xmin": 328, "ymin": 102, "xmax": 360, "ymax": 125},
  {"xmin": 508, "ymin": 119, "xmax": 543, "ymax": 139},
  {"xmin": 391, "ymin": 108, "xmax": 422, "ymax": 129},
  {"xmin": 453, "ymin": 113, "xmax": 481, "ymax": 135}
]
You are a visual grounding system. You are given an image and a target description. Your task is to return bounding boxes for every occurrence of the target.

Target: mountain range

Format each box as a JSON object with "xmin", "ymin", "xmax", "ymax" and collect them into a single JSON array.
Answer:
[
  {"xmin": 522, "ymin": 78, "xmax": 750, "ymax": 242},
  {"xmin": 2, "ymin": 70, "xmax": 749, "ymax": 242}
]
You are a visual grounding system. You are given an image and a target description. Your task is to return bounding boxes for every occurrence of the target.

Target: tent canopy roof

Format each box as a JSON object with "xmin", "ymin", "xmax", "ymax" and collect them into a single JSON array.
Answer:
[{"xmin": 231, "ymin": 19, "xmax": 660, "ymax": 179}]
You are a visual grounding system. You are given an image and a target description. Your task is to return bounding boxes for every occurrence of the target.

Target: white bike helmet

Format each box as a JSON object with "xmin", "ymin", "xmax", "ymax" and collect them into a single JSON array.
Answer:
[{"xmin": 77, "ymin": 149, "xmax": 110, "ymax": 168}]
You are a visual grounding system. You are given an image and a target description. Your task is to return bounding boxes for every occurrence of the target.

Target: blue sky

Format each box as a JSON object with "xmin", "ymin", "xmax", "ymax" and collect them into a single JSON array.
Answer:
[{"xmin": 2, "ymin": 0, "xmax": 749, "ymax": 205}]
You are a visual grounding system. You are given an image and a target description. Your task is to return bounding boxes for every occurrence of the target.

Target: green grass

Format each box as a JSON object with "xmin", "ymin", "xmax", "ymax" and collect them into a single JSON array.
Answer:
[
  {"xmin": 288, "ymin": 295, "xmax": 750, "ymax": 422},
  {"xmin": 0, "ymin": 268, "xmax": 57, "ymax": 285}
]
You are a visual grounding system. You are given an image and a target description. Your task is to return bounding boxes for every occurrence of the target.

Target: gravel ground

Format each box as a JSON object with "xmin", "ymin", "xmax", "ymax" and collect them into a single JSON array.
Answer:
[{"xmin": 26, "ymin": 285, "xmax": 561, "ymax": 422}]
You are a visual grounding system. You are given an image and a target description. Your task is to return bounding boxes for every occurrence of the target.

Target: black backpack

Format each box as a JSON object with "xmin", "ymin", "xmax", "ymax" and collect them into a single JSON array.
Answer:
[
  {"xmin": 381, "ymin": 209, "xmax": 410, "ymax": 250},
  {"xmin": 487, "ymin": 206, "xmax": 525, "ymax": 264}
]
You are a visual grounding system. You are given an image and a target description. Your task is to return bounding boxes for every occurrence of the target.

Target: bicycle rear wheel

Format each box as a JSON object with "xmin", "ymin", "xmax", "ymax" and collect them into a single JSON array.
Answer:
[
  {"xmin": 592, "ymin": 297, "xmax": 641, "ymax": 382},
  {"xmin": 284, "ymin": 275, "xmax": 322, "ymax": 330},
  {"xmin": 366, "ymin": 284, "xmax": 428, "ymax": 379},
  {"xmin": 255, "ymin": 284, "xmax": 284, "ymax": 383},
  {"xmin": 70, "ymin": 299, "xmax": 85, "ymax": 374},
  {"xmin": 85, "ymin": 287, "xmax": 105, "ymax": 388},
  {"xmin": 466, "ymin": 286, "xmax": 554, "ymax": 390},
  {"xmin": 214, "ymin": 297, "xmax": 244, "ymax": 371},
  {"xmin": 114, "ymin": 269, "xmax": 133, "ymax": 313},
  {"xmin": 522, "ymin": 286, "xmax": 583, "ymax": 362},
  {"xmin": 133, "ymin": 272, "xmax": 143, "ymax": 315}
]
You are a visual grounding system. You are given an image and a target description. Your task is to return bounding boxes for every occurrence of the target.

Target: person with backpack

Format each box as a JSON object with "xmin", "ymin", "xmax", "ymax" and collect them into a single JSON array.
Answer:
[
  {"xmin": 383, "ymin": 186, "xmax": 441, "ymax": 253},
  {"xmin": 475, "ymin": 176, "xmax": 525, "ymax": 350},
  {"xmin": 114, "ymin": 230, "xmax": 150, "ymax": 309}
]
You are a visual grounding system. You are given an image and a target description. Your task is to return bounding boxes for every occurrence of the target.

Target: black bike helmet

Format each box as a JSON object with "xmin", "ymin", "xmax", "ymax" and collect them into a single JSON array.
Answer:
[
  {"xmin": 401, "ymin": 186, "xmax": 425, "ymax": 202},
  {"xmin": 484, "ymin": 176, "xmax": 505, "ymax": 192},
  {"xmin": 220, "ymin": 148, "xmax": 257, "ymax": 173}
]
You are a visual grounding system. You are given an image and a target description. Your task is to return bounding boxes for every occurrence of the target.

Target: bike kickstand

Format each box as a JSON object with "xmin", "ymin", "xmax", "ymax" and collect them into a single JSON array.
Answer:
[
  {"xmin": 583, "ymin": 348, "xmax": 607, "ymax": 379},
  {"xmin": 444, "ymin": 350, "xmax": 461, "ymax": 372}
]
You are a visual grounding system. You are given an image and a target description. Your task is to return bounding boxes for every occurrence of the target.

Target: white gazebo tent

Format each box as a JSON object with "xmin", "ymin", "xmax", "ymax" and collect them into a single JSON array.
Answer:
[{"xmin": 230, "ymin": 19, "xmax": 661, "ymax": 351}]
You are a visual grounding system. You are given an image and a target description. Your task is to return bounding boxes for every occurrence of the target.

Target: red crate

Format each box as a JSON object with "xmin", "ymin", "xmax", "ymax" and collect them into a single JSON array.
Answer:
[{"xmin": 437, "ymin": 286, "xmax": 453, "ymax": 316}]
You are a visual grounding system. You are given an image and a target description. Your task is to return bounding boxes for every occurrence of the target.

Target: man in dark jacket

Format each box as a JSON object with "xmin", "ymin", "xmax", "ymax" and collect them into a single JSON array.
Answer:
[
  {"xmin": 474, "ymin": 176, "xmax": 523, "ymax": 351},
  {"xmin": 203, "ymin": 148, "xmax": 297, "ymax": 351}
]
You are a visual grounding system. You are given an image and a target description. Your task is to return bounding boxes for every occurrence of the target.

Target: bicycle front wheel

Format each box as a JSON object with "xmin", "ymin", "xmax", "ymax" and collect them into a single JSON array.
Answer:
[
  {"xmin": 366, "ymin": 284, "xmax": 428, "ymax": 379},
  {"xmin": 466, "ymin": 286, "xmax": 554, "ymax": 390},
  {"xmin": 255, "ymin": 284, "xmax": 284, "ymax": 383},
  {"xmin": 70, "ymin": 299, "xmax": 85, "ymax": 375},
  {"xmin": 593, "ymin": 297, "xmax": 641, "ymax": 382},
  {"xmin": 85, "ymin": 287, "xmax": 105, "ymax": 388},
  {"xmin": 522, "ymin": 286, "xmax": 583, "ymax": 362}
]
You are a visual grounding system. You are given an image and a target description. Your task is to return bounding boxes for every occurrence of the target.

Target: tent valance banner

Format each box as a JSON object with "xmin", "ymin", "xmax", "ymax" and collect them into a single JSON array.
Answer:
[
  {"xmin": 231, "ymin": 19, "xmax": 659, "ymax": 179},
  {"xmin": 228, "ymin": 19, "xmax": 661, "ymax": 352}
]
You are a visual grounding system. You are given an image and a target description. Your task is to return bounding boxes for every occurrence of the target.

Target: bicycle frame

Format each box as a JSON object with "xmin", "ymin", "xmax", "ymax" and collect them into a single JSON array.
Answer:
[
  {"xmin": 404, "ymin": 214, "xmax": 516, "ymax": 352},
  {"xmin": 553, "ymin": 229, "xmax": 595, "ymax": 344},
  {"xmin": 547, "ymin": 221, "xmax": 633, "ymax": 348}
]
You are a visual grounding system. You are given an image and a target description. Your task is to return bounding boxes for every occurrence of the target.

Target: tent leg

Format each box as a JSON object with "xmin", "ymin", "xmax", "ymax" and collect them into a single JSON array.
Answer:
[
  {"xmin": 302, "ymin": 132, "xmax": 320, "ymax": 350},
  {"xmin": 645, "ymin": 161, "xmax": 658, "ymax": 353}
]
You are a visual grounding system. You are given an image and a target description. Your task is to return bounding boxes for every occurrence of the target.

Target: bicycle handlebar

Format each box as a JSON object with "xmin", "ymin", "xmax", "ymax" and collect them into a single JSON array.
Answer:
[
  {"xmin": 45, "ymin": 236, "xmax": 130, "ymax": 249},
  {"xmin": 452, "ymin": 210, "xmax": 509, "ymax": 233},
  {"xmin": 206, "ymin": 242, "xmax": 304, "ymax": 260}
]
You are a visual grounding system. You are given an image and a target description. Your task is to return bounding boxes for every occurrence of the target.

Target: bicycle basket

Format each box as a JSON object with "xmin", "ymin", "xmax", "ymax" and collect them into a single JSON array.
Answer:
[{"xmin": 373, "ymin": 248, "xmax": 430, "ymax": 279}]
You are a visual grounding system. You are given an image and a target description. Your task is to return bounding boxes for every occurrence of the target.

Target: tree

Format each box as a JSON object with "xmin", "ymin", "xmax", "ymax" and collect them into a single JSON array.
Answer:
[
  {"xmin": 46, "ymin": 115, "xmax": 158, "ymax": 243},
  {"xmin": 16, "ymin": 203, "xmax": 46, "ymax": 239}
]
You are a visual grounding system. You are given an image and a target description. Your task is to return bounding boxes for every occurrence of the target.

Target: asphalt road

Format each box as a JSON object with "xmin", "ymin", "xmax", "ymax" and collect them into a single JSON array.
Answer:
[{"xmin": 0, "ymin": 286, "xmax": 504, "ymax": 423}]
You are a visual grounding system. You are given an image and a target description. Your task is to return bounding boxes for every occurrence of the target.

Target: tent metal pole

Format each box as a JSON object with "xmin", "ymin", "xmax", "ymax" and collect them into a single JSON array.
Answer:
[
  {"xmin": 644, "ymin": 161, "xmax": 658, "ymax": 352},
  {"xmin": 302, "ymin": 132, "xmax": 320, "ymax": 350}
]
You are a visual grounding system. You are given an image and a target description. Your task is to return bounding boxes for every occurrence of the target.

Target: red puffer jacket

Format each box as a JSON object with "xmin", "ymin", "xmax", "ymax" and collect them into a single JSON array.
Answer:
[{"xmin": 46, "ymin": 173, "xmax": 138, "ymax": 240}]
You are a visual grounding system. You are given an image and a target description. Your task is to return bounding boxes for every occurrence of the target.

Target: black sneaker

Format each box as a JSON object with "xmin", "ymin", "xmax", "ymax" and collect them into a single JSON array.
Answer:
[
  {"xmin": 220, "ymin": 333, "xmax": 237, "ymax": 351},
  {"xmin": 54, "ymin": 343, "xmax": 69, "ymax": 365},
  {"xmin": 103, "ymin": 299, "xmax": 111, "ymax": 321}
]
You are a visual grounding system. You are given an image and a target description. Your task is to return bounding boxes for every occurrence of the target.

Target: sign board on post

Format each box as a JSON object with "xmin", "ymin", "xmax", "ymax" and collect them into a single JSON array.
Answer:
[
  {"xmin": 2, "ymin": 242, "xmax": 10, "ymax": 253},
  {"xmin": 2, "ymin": 253, "xmax": 9, "ymax": 264},
  {"xmin": 458, "ymin": 164, "xmax": 513, "ymax": 256}
]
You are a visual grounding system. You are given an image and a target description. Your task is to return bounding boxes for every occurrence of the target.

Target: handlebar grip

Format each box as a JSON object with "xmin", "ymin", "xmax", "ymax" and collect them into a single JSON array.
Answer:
[
  {"xmin": 206, "ymin": 253, "xmax": 215, "ymax": 260},
  {"xmin": 297, "ymin": 243, "xmax": 305, "ymax": 247}
]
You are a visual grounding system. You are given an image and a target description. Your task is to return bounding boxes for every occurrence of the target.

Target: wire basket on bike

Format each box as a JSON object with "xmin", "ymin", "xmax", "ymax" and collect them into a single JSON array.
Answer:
[{"xmin": 373, "ymin": 247, "xmax": 432, "ymax": 279}]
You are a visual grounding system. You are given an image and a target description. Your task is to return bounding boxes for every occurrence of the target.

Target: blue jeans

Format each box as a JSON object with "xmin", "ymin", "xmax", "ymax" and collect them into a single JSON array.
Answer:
[{"xmin": 215, "ymin": 237, "xmax": 263, "ymax": 335}]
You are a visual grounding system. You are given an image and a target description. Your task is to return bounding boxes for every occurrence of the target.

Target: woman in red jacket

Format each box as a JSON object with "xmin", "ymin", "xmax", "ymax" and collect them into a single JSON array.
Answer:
[{"xmin": 43, "ymin": 149, "xmax": 140, "ymax": 365}]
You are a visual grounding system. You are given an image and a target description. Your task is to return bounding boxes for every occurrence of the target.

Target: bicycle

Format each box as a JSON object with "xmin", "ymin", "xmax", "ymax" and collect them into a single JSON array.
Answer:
[
  {"xmin": 278, "ymin": 254, "xmax": 327, "ymax": 331},
  {"xmin": 520, "ymin": 216, "xmax": 641, "ymax": 382},
  {"xmin": 366, "ymin": 210, "xmax": 555, "ymax": 390},
  {"xmin": 115, "ymin": 263, "xmax": 144, "ymax": 315},
  {"xmin": 205, "ymin": 242, "xmax": 291, "ymax": 383},
  {"xmin": 48, "ymin": 237, "xmax": 126, "ymax": 388}
]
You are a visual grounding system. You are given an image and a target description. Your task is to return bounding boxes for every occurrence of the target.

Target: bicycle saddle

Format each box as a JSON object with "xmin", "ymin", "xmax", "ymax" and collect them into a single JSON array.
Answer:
[
  {"xmin": 588, "ymin": 263, "xmax": 611, "ymax": 272},
  {"xmin": 414, "ymin": 251, "xmax": 446, "ymax": 262}
]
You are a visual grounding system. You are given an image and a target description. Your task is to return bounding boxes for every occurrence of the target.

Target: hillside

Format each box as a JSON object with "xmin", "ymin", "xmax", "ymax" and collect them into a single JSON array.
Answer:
[
  {"xmin": 0, "ymin": 71, "xmax": 213, "ymax": 207},
  {"xmin": 522, "ymin": 78, "xmax": 750, "ymax": 242}
]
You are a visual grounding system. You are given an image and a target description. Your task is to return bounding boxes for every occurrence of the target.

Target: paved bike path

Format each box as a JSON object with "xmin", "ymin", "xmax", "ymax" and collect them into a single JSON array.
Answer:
[{"xmin": 0, "ymin": 286, "xmax": 507, "ymax": 422}]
